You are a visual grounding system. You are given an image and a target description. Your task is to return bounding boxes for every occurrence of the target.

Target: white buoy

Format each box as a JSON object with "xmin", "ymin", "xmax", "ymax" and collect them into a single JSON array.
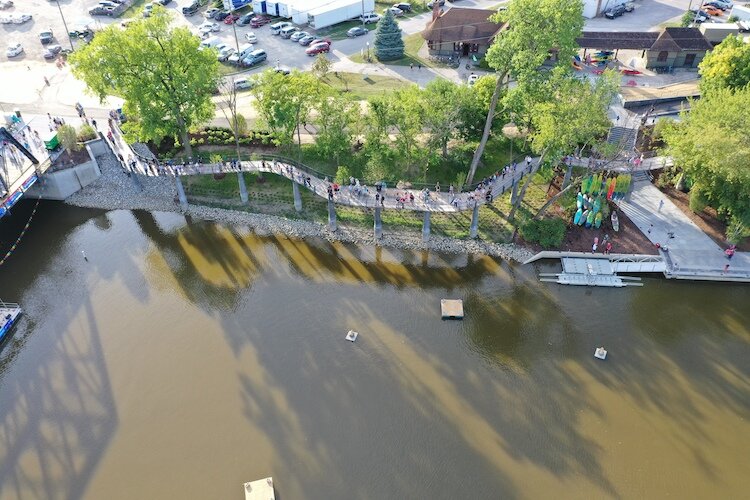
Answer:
[
  {"xmin": 594, "ymin": 347, "xmax": 607, "ymax": 360},
  {"xmin": 345, "ymin": 330, "xmax": 358, "ymax": 342},
  {"xmin": 81, "ymin": 250, "xmax": 88, "ymax": 261}
]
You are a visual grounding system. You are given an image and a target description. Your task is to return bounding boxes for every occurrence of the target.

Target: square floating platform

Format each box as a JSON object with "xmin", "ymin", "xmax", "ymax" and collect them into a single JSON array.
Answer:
[
  {"xmin": 440, "ymin": 299, "xmax": 464, "ymax": 320},
  {"xmin": 594, "ymin": 347, "xmax": 607, "ymax": 360},
  {"xmin": 345, "ymin": 330, "xmax": 359, "ymax": 342},
  {"xmin": 243, "ymin": 477, "xmax": 275, "ymax": 500}
]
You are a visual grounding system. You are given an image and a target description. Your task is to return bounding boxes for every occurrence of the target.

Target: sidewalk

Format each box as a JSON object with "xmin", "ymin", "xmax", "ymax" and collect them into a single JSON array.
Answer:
[{"xmin": 616, "ymin": 180, "xmax": 750, "ymax": 280}]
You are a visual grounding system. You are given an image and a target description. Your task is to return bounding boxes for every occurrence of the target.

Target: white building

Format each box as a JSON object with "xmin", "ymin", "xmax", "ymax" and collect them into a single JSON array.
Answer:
[{"xmin": 583, "ymin": 0, "xmax": 629, "ymax": 18}]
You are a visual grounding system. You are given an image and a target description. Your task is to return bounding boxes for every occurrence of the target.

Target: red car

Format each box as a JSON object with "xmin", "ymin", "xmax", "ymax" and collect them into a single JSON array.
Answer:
[
  {"xmin": 306, "ymin": 42, "xmax": 330, "ymax": 56},
  {"xmin": 310, "ymin": 38, "xmax": 331, "ymax": 47},
  {"xmin": 250, "ymin": 16, "xmax": 270, "ymax": 27},
  {"xmin": 224, "ymin": 13, "xmax": 240, "ymax": 24}
]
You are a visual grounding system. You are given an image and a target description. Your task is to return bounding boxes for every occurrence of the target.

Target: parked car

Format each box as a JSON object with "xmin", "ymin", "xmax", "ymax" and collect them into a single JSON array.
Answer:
[
  {"xmin": 39, "ymin": 29, "xmax": 54, "ymax": 44},
  {"xmin": 198, "ymin": 21, "xmax": 220, "ymax": 34},
  {"xmin": 712, "ymin": 0, "xmax": 733, "ymax": 8},
  {"xmin": 0, "ymin": 1, "xmax": 14, "ymax": 9},
  {"xmin": 604, "ymin": 4, "xmax": 626, "ymax": 18},
  {"xmin": 250, "ymin": 15, "xmax": 270, "ymax": 27},
  {"xmin": 242, "ymin": 48, "xmax": 266, "ymax": 66},
  {"xmin": 217, "ymin": 45, "xmax": 235, "ymax": 61},
  {"xmin": 306, "ymin": 42, "xmax": 330, "ymax": 56},
  {"xmin": 298, "ymin": 35, "xmax": 315, "ymax": 46},
  {"xmin": 237, "ymin": 13, "xmax": 253, "ymax": 25},
  {"xmin": 270, "ymin": 21, "xmax": 292, "ymax": 34},
  {"xmin": 426, "ymin": 0, "xmax": 445, "ymax": 7},
  {"xmin": 290, "ymin": 30, "xmax": 309, "ymax": 42},
  {"xmin": 142, "ymin": 2, "xmax": 155, "ymax": 17},
  {"xmin": 310, "ymin": 38, "xmax": 331, "ymax": 47},
  {"xmin": 182, "ymin": 3, "xmax": 199, "ymax": 15},
  {"xmin": 244, "ymin": 32, "xmax": 257, "ymax": 43},
  {"xmin": 360, "ymin": 12, "xmax": 380, "ymax": 24},
  {"xmin": 43, "ymin": 44, "xmax": 62, "ymax": 59},
  {"xmin": 347, "ymin": 26, "xmax": 368, "ymax": 37},
  {"xmin": 624, "ymin": 2, "xmax": 635, "ymax": 11},
  {"xmin": 702, "ymin": 5, "xmax": 722, "ymax": 15},
  {"xmin": 224, "ymin": 13, "xmax": 240, "ymax": 24},
  {"xmin": 204, "ymin": 7, "xmax": 220, "ymax": 18},
  {"xmin": 384, "ymin": 6, "xmax": 403, "ymax": 16},
  {"xmin": 467, "ymin": 73, "xmax": 479, "ymax": 86},
  {"xmin": 279, "ymin": 26, "xmax": 298, "ymax": 38},
  {"xmin": 234, "ymin": 77, "xmax": 253, "ymax": 90},
  {"xmin": 393, "ymin": 3, "xmax": 412, "ymax": 12},
  {"xmin": 703, "ymin": 1, "xmax": 727, "ymax": 10},
  {"xmin": 274, "ymin": 66, "xmax": 291, "ymax": 75},
  {"xmin": 155, "ymin": 0, "xmax": 172, "ymax": 5},
  {"xmin": 12, "ymin": 13, "xmax": 32, "ymax": 23},
  {"xmin": 6, "ymin": 42, "xmax": 23, "ymax": 58},
  {"xmin": 214, "ymin": 10, "xmax": 230, "ymax": 21}
]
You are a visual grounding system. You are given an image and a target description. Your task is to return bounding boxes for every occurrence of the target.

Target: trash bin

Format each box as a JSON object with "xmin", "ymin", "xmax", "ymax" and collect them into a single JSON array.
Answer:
[{"xmin": 43, "ymin": 131, "xmax": 59, "ymax": 151}]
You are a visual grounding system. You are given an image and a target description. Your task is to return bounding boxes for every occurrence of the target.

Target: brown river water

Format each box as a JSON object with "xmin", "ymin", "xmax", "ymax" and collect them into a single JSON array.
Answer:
[{"xmin": 0, "ymin": 201, "xmax": 748, "ymax": 500}]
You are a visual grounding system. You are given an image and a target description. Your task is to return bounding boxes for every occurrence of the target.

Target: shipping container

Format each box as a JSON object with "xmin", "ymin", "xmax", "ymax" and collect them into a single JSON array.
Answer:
[{"xmin": 307, "ymin": 0, "xmax": 374, "ymax": 30}]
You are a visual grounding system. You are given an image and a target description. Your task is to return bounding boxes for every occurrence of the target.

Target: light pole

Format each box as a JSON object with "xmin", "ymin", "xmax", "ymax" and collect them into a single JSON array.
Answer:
[
  {"xmin": 366, "ymin": 41, "xmax": 370, "ymax": 61},
  {"xmin": 55, "ymin": 0, "xmax": 75, "ymax": 51}
]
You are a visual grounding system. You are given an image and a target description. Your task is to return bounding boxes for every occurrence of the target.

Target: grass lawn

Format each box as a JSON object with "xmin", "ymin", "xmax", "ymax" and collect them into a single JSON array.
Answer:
[
  {"xmin": 318, "ymin": 71, "xmax": 411, "ymax": 99},
  {"xmin": 348, "ymin": 32, "xmax": 440, "ymax": 69}
]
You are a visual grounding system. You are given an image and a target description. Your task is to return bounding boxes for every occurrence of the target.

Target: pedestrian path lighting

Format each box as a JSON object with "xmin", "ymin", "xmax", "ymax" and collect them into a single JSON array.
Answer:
[{"xmin": 53, "ymin": 0, "xmax": 75, "ymax": 52}]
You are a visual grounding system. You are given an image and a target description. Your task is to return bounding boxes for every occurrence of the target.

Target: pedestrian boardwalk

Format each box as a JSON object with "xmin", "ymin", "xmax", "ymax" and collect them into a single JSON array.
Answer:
[{"xmin": 616, "ymin": 180, "xmax": 750, "ymax": 282}]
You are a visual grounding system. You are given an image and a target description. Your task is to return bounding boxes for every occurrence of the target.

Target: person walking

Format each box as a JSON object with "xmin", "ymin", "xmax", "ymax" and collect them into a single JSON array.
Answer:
[
  {"xmin": 658, "ymin": 199, "xmax": 664, "ymax": 211},
  {"xmin": 724, "ymin": 264, "xmax": 730, "ymax": 274},
  {"xmin": 92, "ymin": 119, "xmax": 97, "ymax": 130}
]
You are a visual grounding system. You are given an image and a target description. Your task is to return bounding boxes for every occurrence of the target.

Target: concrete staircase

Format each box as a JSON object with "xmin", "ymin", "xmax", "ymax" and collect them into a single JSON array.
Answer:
[{"xmin": 607, "ymin": 126, "xmax": 637, "ymax": 151}]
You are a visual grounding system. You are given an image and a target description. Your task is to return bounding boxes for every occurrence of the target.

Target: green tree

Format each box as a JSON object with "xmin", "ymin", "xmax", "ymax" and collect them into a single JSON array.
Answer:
[
  {"xmin": 698, "ymin": 35, "xmax": 750, "ymax": 95},
  {"xmin": 422, "ymin": 79, "xmax": 471, "ymax": 158},
  {"xmin": 315, "ymin": 93, "xmax": 360, "ymax": 165},
  {"xmin": 680, "ymin": 11, "xmax": 694, "ymax": 27},
  {"xmin": 69, "ymin": 8, "xmax": 219, "ymax": 157},
  {"xmin": 389, "ymin": 86, "xmax": 426, "ymax": 177},
  {"xmin": 661, "ymin": 88, "xmax": 750, "ymax": 242},
  {"xmin": 465, "ymin": 0, "xmax": 584, "ymax": 186},
  {"xmin": 374, "ymin": 10, "xmax": 404, "ymax": 61},
  {"xmin": 57, "ymin": 124, "xmax": 79, "ymax": 153},
  {"xmin": 508, "ymin": 69, "xmax": 618, "ymax": 221},
  {"xmin": 312, "ymin": 53, "xmax": 332, "ymax": 79},
  {"xmin": 251, "ymin": 70, "xmax": 320, "ymax": 147}
]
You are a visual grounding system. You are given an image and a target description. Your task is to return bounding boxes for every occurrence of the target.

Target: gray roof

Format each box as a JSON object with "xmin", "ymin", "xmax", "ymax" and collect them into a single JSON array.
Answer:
[{"xmin": 577, "ymin": 28, "xmax": 712, "ymax": 52}]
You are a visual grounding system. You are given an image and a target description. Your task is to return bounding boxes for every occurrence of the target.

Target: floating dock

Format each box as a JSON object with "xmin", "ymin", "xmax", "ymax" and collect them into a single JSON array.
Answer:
[
  {"xmin": 441, "ymin": 299, "xmax": 464, "ymax": 319},
  {"xmin": 0, "ymin": 301, "xmax": 22, "ymax": 344},
  {"xmin": 525, "ymin": 251, "xmax": 667, "ymax": 287},
  {"xmin": 243, "ymin": 477, "xmax": 275, "ymax": 500}
]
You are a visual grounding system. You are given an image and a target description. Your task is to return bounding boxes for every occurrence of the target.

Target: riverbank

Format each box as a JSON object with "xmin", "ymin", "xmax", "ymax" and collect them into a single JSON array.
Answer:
[{"xmin": 64, "ymin": 151, "xmax": 535, "ymax": 263}]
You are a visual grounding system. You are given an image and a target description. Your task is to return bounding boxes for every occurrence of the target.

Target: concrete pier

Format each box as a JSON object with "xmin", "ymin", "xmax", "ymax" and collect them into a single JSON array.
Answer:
[
  {"xmin": 374, "ymin": 205, "xmax": 383, "ymax": 239},
  {"xmin": 327, "ymin": 198, "xmax": 337, "ymax": 231},
  {"xmin": 292, "ymin": 179, "xmax": 302, "ymax": 212},
  {"xmin": 238, "ymin": 171, "xmax": 248, "ymax": 203},
  {"xmin": 175, "ymin": 176, "xmax": 188, "ymax": 211},
  {"xmin": 422, "ymin": 210, "xmax": 431, "ymax": 242},
  {"xmin": 469, "ymin": 201, "xmax": 479, "ymax": 239}
]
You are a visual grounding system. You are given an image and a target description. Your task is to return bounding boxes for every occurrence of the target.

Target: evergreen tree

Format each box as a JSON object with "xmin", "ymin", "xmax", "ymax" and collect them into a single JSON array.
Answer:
[{"xmin": 374, "ymin": 11, "xmax": 404, "ymax": 61}]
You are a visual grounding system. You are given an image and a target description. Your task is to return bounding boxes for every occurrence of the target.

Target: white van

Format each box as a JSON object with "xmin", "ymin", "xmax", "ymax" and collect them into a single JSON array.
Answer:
[
  {"xmin": 228, "ymin": 43, "xmax": 254, "ymax": 64},
  {"xmin": 280, "ymin": 26, "xmax": 298, "ymax": 39},
  {"xmin": 270, "ymin": 21, "xmax": 291, "ymax": 34},
  {"xmin": 199, "ymin": 35, "xmax": 221, "ymax": 50}
]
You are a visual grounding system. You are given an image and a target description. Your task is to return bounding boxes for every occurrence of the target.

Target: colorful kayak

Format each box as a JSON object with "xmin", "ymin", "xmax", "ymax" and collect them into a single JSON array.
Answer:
[
  {"xmin": 579, "ymin": 210, "xmax": 588, "ymax": 226},
  {"xmin": 594, "ymin": 212, "xmax": 602, "ymax": 228},
  {"xmin": 611, "ymin": 211, "xmax": 619, "ymax": 231},
  {"xmin": 577, "ymin": 192, "xmax": 583, "ymax": 208},
  {"xmin": 607, "ymin": 178, "xmax": 616, "ymax": 200},
  {"xmin": 585, "ymin": 210, "xmax": 595, "ymax": 228},
  {"xmin": 593, "ymin": 196, "xmax": 601, "ymax": 214},
  {"xmin": 574, "ymin": 207, "xmax": 583, "ymax": 225}
]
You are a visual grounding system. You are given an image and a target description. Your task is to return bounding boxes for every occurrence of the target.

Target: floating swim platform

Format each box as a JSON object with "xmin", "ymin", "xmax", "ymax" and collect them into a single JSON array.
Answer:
[
  {"xmin": 441, "ymin": 299, "xmax": 464, "ymax": 319},
  {"xmin": 594, "ymin": 347, "xmax": 607, "ymax": 360},
  {"xmin": 345, "ymin": 330, "xmax": 358, "ymax": 342},
  {"xmin": 243, "ymin": 477, "xmax": 275, "ymax": 500},
  {"xmin": 0, "ymin": 302, "xmax": 22, "ymax": 345}
]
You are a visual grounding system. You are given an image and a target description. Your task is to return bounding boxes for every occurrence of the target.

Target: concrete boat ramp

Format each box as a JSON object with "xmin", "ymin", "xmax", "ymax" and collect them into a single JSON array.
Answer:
[{"xmin": 525, "ymin": 251, "xmax": 666, "ymax": 287}]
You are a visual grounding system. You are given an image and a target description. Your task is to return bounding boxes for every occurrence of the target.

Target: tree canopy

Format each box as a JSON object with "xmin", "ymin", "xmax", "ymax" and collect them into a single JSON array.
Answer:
[
  {"xmin": 465, "ymin": 0, "xmax": 585, "ymax": 185},
  {"xmin": 69, "ymin": 8, "xmax": 219, "ymax": 156},
  {"xmin": 698, "ymin": 35, "xmax": 750, "ymax": 95},
  {"xmin": 374, "ymin": 10, "xmax": 404, "ymax": 61},
  {"xmin": 661, "ymin": 88, "xmax": 750, "ymax": 242}
]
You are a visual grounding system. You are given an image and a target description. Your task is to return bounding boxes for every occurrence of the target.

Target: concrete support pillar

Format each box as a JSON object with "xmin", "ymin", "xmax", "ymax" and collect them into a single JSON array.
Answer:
[
  {"xmin": 510, "ymin": 178, "xmax": 519, "ymax": 205},
  {"xmin": 238, "ymin": 171, "xmax": 248, "ymax": 203},
  {"xmin": 292, "ymin": 179, "xmax": 302, "ymax": 212},
  {"xmin": 327, "ymin": 198, "xmax": 337, "ymax": 232},
  {"xmin": 562, "ymin": 164, "xmax": 573, "ymax": 190},
  {"xmin": 422, "ymin": 210, "xmax": 431, "ymax": 242},
  {"xmin": 374, "ymin": 205, "xmax": 383, "ymax": 240},
  {"xmin": 469, "ymin": 201, "xmax": 479, "ymax": 239},
  {"xmin": 175, "ymin": 176, "xmax": 188, "ymax": 211}
]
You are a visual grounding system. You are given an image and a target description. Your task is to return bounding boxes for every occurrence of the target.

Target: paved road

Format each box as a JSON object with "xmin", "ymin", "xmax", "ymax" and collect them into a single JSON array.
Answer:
[{"xmin": 617, "ymin": 179, "xmax": 749, "ymax": 279}]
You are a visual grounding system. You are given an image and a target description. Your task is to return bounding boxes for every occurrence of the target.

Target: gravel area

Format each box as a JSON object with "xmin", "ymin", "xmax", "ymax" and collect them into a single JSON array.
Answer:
[{"xmin": 66, "ymin": 150, "xmax": 535, "ymax": 263}]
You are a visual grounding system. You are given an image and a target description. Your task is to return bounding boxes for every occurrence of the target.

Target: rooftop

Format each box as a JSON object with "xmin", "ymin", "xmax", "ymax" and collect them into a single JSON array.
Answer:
[{"xmin": 421, "ymin": 8, "xmax": 504, "ymax": 44}]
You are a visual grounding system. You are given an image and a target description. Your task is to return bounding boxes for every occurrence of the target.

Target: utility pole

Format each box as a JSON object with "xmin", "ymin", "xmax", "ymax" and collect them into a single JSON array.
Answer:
[{"xmin": 55, "ymin": 0, "xmax": 75, "ymax": 52}]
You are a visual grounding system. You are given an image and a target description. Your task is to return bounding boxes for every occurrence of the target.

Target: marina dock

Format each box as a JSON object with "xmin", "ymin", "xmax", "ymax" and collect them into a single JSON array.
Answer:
[{"xmin": 243, "ymin": 477, "xmax": 275, "ymax": 500}]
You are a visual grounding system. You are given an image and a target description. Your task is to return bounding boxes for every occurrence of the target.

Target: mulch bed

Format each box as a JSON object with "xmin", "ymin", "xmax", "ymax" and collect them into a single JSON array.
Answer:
[
  {"xmin": 558, "ymin": 205, "xmax": 658, "ymax": 255},
  {"xmin": 660, "ymin": 186, "xmax": 750, "ymax": 251},
  {"xmin": 48, "ymin": 149, "xmax": 92, "ymax": 172}
]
